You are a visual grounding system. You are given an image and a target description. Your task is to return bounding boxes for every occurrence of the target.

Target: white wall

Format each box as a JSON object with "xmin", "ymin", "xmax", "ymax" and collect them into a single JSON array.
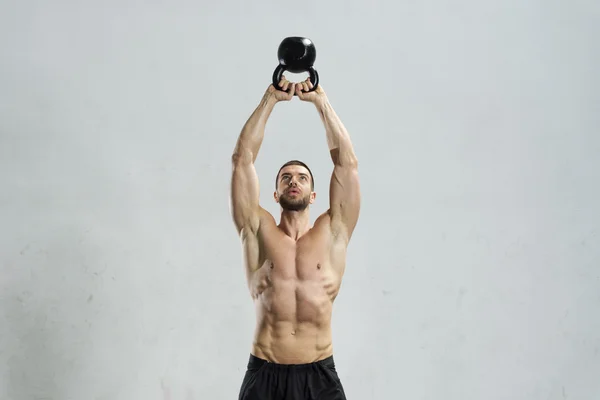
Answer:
[{"xmin": 1, "ymin": 1, "xmax": 599, "ymax": 399}]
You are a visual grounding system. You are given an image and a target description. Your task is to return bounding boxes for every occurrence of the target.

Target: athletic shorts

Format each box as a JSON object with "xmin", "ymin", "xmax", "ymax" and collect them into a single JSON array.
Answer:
[{"xmin": 238, "ymin": 354, "xmax": 347, "ymax": 400}]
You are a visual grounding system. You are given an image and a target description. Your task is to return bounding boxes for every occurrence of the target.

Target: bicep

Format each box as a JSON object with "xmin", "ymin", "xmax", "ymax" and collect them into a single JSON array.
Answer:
[
  {"xmin": 230, "ymin": 155, "xmax": 261, "ymax": 234},
  {"xmin": 329, "ymin": 164, "xmax": 361, "ymax": 238}
]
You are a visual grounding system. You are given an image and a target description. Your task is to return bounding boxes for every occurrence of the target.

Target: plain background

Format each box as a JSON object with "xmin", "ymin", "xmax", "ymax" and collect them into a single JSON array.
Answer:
[{"xmin": 1, "ymin": 1, "xmax": 599, "ymax": 399}]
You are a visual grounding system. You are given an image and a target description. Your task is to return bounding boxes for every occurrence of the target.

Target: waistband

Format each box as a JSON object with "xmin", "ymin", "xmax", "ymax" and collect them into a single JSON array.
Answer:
[{"xmin": 247, "ymin": 353, "xmax": 336, "ymax": 370}]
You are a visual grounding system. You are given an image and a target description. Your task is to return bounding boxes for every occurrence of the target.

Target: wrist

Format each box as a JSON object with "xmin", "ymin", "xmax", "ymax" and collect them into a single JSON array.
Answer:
[
  {"xmin": 313, "ymin": 95, "xmax": 329, "ymax": 110},
  {"xmin": 261, "ymin": 92, "xmax": 278, "ymax": 108}
]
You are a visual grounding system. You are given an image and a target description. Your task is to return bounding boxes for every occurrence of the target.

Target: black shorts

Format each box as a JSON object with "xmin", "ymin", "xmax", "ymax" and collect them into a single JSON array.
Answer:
[{"xmin": 238, "ymin": 354, "xmax": 347, "ymax": 400}]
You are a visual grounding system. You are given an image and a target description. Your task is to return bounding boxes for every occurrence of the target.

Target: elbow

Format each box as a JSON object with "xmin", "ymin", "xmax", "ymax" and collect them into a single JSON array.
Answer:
[
  {"xmin": 335, "ymin": 151, "xmax": 358, "ymax": 169},
  {"xmin": 347, "ymin": 153, "xmax": 358, "ymax": 169},
  {"xmin": 334, "ymin": 138, "xmax": 358, "ymax": 168},
  {"xmin": 231, "ymin": 148, "xmax": 253, "ymax": 167},
  {"xmin": 231, "ymin": 152, "xmax": 242, "ymax": 165},
  {"xmin": 330, "ymin": 146, "xmax": 358, "ymax": 168}
]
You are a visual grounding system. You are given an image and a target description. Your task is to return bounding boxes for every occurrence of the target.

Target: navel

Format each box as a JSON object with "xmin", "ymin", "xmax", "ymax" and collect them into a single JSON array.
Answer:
[{"xmin": 317, "ymin": 263, "xmax": 321, "ymax": 270}]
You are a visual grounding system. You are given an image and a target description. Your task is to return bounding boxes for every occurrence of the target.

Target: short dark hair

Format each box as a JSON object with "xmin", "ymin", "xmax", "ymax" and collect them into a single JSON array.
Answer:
[{"xmin": 276, "ymin": 160, "xmax": 314, "ymax": 190}]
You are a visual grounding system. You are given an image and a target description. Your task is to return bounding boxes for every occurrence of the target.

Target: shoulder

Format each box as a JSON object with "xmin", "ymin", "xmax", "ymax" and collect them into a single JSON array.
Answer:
[
  {"xmin": 314, "ymin": 210, "xmax": 332, "ymax": 227},
  {"xmin": 314, "ymin": 210, "xmax": 349, "ymax": 243},
  {"xmin": 238, "ymin": 206, "xmax": 276, "ymax": 240},
  {"xmin": 257, "ymin": 207, "xmax": 277, "ymax": 230}
]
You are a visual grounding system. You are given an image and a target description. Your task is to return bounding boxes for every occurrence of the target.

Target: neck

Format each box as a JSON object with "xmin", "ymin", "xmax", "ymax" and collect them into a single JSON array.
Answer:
[{"xmin": 278, "ymin": 209, "xmax": 311, "ymax": 240}]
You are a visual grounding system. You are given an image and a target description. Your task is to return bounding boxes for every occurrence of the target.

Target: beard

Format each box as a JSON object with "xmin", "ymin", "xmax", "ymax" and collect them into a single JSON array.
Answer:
[{"xmin": 279, "ymin": 193, "xmax": 310, "ymax": 211}]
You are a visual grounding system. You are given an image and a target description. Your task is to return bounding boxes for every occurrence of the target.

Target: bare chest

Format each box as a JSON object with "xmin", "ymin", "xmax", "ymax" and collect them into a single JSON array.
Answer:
[
  {"xmin": 269, "ymin": 238, "xmax": 328, "ymax": 280},
  {"xmin": 250, "ymin": 230, "xmax": 341, "ymax": 303}
]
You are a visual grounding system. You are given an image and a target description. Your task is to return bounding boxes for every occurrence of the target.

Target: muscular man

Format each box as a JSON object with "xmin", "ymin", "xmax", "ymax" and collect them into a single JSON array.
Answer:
[{"xmin": 230, "ymin": 76, "xmax": 360, "ymax": 400}]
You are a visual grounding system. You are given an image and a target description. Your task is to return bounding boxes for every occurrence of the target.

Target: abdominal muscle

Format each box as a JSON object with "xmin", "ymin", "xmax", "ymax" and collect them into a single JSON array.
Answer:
[{"xmin": 250, "ymin": 275, "xmax": 337, "ymax": 364}]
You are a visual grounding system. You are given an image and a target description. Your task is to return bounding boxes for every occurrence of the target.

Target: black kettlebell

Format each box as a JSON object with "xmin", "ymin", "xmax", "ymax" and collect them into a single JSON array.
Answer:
[{"xmin": 272, "ymin": 36, "xmax": 319, "ymax": 95}]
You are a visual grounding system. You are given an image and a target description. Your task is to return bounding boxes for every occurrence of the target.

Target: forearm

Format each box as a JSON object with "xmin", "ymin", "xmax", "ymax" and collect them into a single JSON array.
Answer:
[
  {"xmin": 314, "ymin": 98, "xmax": 358, "ymax": 167},
  {"xmin": 232, "ymin": 93, "xmax": 278, "ymax": 164}
]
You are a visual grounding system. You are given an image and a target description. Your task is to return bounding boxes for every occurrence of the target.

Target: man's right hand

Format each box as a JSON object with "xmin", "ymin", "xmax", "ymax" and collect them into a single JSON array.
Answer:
[{"xmin": 266, "ymin": 75, "xmax": 296, "ymax": 102}]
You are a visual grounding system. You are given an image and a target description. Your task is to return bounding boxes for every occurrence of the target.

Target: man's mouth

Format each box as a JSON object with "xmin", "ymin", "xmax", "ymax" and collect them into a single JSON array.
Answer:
[{"xmin": 287, "ymin": 189, "xmax": 300, "ymax": 195}]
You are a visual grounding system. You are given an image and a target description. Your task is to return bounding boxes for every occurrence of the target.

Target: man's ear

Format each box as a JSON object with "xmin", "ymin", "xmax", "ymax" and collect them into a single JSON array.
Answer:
[
  {"xmin": 310, "ymin": 192, "xmax": 316, "ymax": 204},
  {"xmin": 273, "ymin": 191, "xmax": 279, "ymax": 203}
]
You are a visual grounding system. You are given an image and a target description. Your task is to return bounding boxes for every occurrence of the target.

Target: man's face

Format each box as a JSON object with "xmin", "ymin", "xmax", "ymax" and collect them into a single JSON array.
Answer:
[{"xmin": 275, "ymin": 165, "xmax": 315, "ymax": 211}]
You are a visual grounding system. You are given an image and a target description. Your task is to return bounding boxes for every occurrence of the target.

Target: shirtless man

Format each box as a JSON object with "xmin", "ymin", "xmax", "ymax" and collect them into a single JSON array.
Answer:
[{"xmin": 230, "ymin": 76, "xmax": 360, "ymax": 400}]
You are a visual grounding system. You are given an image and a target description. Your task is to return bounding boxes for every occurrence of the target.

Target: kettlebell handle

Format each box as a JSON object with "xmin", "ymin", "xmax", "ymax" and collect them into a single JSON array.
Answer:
[{"xmin": 272, "ymin": 65, "xmax": 319, "ymax": 95}]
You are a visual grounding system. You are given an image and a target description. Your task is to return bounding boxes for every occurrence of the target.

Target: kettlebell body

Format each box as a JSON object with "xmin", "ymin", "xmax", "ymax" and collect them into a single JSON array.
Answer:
[{"xmin": 272, "ymin": 36, "xmax": 319, "ymax": 94}]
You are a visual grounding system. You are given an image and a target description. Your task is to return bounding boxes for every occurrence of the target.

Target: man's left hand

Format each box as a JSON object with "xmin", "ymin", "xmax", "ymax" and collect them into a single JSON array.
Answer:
[{"xmin": 295, "ymin": 78, "xmax": 327, "ymax": 105}]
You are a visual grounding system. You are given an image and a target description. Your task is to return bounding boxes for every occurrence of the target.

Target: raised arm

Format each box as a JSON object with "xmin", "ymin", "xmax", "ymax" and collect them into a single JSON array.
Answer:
[
  {"xmin": 230, "ymin": 82, "xmax": 294, "ymax": 236},
  {"xmin": 320, "ymin": 98, "xmax": 360, "ymax": 240},
  {"xmin": 295, "ymin": 81, "xmax": 361, "ymax": 240}
]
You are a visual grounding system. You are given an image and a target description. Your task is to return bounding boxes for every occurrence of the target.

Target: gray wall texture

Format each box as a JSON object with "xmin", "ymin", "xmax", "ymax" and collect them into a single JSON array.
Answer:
[{"xmin": 1, "ymin": 1, "xmax": 599, "ymax": 399}]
